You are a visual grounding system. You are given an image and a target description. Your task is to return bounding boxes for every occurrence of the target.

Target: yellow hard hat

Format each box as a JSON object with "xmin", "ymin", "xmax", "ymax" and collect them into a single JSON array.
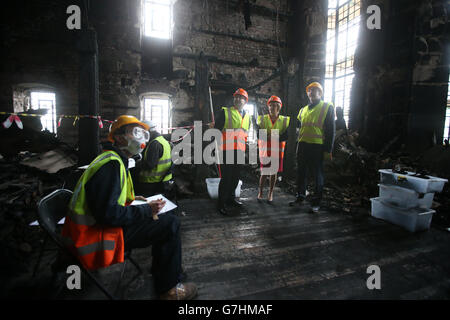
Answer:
[
  {"xmin": 108, "ymin": 115, "xmax": 149, "ymax": 142},
  {"xmin": 306, "ymin": 82, "xmax": 323, "ymax": 94}
]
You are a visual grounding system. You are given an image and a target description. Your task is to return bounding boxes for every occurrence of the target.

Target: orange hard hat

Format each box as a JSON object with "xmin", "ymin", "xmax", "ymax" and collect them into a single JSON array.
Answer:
[
  {"xmin": 267, "ymin": 95, "xmax": 282, "ymax": 108},
  {"xmin": 306, "ymin": 82, "xmax": 323, "ymax": 94},
  {"xmin": 108, "ymin": 115, "xmax": 149, "ymax": 142},
  {"xmin": 233, "ymin": 88, "xmax": 249, "ymax": 102}
]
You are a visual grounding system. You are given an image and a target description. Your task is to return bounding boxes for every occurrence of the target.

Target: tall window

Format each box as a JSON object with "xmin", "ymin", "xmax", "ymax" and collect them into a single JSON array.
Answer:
[
  {"xmin": 443, "ymin": 76, "xmax": 450, "ymax": 143},
  {"xmin": 143, "ymin": 97, "xmax": 171, "ymax": 134},
  {"xmin": 30, "ymin": 92, "xmax": 56, "ymax": 133},
  {"xmin": 325, "ymin": 0, "xmax": 361, "ymax": 124},
  {"xmin": 244, "ymin": 103, "xmax": 257, "ymax": 143},
  {"xmin": 143, "ymin": 0, "xmax": 173, "ymax": 39}
]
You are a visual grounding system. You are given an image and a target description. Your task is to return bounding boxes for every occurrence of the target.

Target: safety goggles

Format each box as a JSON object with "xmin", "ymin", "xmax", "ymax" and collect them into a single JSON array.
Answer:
[{"xmin": 129, "ymin": 126, "xmax": 150, "ymax": 142}]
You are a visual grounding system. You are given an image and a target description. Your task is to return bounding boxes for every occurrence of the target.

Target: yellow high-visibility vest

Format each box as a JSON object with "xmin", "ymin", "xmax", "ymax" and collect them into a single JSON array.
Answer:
[
  {"xmin": 297, "ymin": 101, "xmax": 331, "ymax": 144},
  {"xmin": 62, "ymin": 150, "xmax": 134, "ymax": 270},
  {"xmin": 257, "ymin": 114, "xmax": 290, "ymax": 160},
  {"xmin": 139, "ymin": 136, "xmax": 173, "ymax": 183},
  {"xmin": 221, "ymin": 107, "xmax": 250, "ymax": 152}
]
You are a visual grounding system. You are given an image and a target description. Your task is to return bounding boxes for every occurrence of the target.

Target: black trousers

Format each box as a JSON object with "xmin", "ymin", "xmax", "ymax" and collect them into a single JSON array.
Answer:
[
  {"xmin": 122, "ymin": 212, "xmax": 182, "ymax": 294},
  {"xmin": 296, "ymin": 142, "xmax": 324, "ymax": 205},
  {"xmin": 218, "ymin": 163, "xmax": 242, "ymax": 207},
  {"xmin": 217, "ymin": 149, "xmax": 244, "ymax": 208}
]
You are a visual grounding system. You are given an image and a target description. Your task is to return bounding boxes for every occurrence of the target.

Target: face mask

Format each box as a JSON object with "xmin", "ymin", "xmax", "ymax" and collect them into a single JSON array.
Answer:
[{"xmin": 120, "ymin": 127, "xmax": 150, "ymax": 156}]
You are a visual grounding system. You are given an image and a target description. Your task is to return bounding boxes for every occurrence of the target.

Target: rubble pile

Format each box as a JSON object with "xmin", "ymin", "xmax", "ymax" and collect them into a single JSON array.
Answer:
[
  {"xmin": 0, "ymin": 157, "xmax": 64, "ymax": 280},
  {"xmin": 0, "ymin": 126, "xmax": 78, "ymax": 285}
]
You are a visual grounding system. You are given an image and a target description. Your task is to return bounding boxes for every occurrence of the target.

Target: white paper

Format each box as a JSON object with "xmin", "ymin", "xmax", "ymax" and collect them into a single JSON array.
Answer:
[
  {"xmin": 130, "ymin": 194, "xmax": 177, "ymax": 215},
  {"xmin": 78, "ymin": 158, "xmax": 135, "ymax": 170},
  {"xmin": 29, "ymin": 217, "xmax": 65, "ymax": 226}
]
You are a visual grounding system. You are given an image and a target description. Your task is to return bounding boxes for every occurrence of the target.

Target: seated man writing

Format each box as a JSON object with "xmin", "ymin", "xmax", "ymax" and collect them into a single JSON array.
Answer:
[{"xmin": 62, "ymin": 115, "xmax": 197, "ymax": 300}]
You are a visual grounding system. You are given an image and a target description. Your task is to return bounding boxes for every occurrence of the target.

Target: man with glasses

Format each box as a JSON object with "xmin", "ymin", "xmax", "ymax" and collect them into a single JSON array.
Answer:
[{"xmin": 62, "ymin": 115, "xmax": 197, "ymax": 300}]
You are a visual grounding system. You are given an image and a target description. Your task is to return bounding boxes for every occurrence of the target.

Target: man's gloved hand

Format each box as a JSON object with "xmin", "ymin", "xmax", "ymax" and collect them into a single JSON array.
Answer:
[{"xmin": 324, "ymin": 152, "xmax": 332, "ymax": 161}]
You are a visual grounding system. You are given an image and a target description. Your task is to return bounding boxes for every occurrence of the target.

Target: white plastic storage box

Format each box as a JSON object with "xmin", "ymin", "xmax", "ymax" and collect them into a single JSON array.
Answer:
[
  {"xmin": 378, "ymin": 184, "xmax": 434, "ymax": 209},
  {"xmin": 370, "ymin": 197, "xmax": 435, "ymax": 232},
  {"xmin": 206, "ymin": 178, "xmax": 242, "ymax": 199},
  {"xmin": 379, "ymin": 169, "xmax": 448, "ymax": 193}
]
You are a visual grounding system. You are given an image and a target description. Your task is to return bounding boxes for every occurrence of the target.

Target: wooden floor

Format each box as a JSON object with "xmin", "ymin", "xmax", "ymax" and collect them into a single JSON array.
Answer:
[
  {"xmin": 174, "ymin": 188, "xmax": 450, "ymax": 300},
  {"xmin": 8, "ymin": 185, "xmax": 450, "ymax": 300}
]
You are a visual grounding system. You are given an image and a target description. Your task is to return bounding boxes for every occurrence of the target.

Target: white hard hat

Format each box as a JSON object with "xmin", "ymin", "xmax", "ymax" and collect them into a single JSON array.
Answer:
[{"xmin": 142, "ymin": 120, "xmax": 157, "ymax": 130}]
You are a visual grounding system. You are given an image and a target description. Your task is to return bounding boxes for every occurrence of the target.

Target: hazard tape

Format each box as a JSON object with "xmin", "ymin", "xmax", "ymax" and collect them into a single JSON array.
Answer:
[{"xmin": 1, "ymin": 110, "xmax": 214, "ymax": 140}]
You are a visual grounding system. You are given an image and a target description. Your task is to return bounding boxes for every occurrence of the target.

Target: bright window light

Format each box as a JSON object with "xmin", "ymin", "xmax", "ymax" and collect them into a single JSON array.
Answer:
[
  {"xmin": 244, "ymin": 103, "xmax": 256, "ymax": 143},
  {"xmin": 324, "ymin": 0, "xmax": 361, "ymax": 125},
  {"xmin": 443, "ymin": 75, "xmax": 450, "ymax": 143},
  {"xmin": 143, "ymin": 97, "xmax": 171, "ymax": 135},
  {"xmin": 143, "ymin": 0, "xmax": 172, "ymax": 39},
  {"xmin": 30, "ymin": 92, "xmax": 56, "ymax": 133}
]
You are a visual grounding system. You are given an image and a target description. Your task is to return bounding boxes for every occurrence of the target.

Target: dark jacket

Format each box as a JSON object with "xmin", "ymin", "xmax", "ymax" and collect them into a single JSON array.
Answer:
[
  {"xmin": 141, "ymin": 131, "xmax": 164, "ymax": 171},
  {"xmin": 84, "ymin": 143, "xmax": 152, "ymax": 227},
  {"xmin": 297, "ymin": 100, "xmax": 335, "ymax": 153}
]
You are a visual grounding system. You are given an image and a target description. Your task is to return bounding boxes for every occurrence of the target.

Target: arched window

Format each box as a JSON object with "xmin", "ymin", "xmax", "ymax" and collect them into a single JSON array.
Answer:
[
  {"xmin": 13, "ymin": 84, "xmax": 57, "ymax": 134},
  {"xmin": 30, "ymin": 91, "xmax": 56, "ymax": 133},
  {"xmin": 141, "ymin": 93, "xmax": 172, "ymax": 134}
]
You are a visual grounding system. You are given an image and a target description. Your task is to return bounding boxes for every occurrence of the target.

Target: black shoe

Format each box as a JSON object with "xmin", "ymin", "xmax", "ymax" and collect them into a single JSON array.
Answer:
[
  {"xmin": 228, "ymin": 199, "xmax": 243, "ymax": 207},
  {"xmin": 289, "ymin": 197, "xmax": 305, "ymax": 207}
]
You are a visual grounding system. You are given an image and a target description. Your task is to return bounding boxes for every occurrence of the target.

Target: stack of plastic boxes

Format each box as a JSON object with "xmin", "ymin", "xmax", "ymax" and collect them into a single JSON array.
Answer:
[{"xmin": 370, "ymin": 169, "xmax": 448, "ymax": 232}]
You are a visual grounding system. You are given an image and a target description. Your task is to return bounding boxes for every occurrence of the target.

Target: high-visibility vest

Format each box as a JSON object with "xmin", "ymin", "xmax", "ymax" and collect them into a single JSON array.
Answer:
[
  {"xmin": 257, "ymin": 114, "xmax": 290, "ymax": 161},
  {"xmin": 139, "ymin": 136, "xmax": 173, "ymax": 183},
  {"xmin": 220, "ymin": 107, "xmax": 250, "ymax": 152},
  {"xmin": 61, "ymin": 150, "xmax": 135, "ymax": 270},
  {"xmin": 297, "ymin": 101, "xmax": 331, "ymax": 144}
]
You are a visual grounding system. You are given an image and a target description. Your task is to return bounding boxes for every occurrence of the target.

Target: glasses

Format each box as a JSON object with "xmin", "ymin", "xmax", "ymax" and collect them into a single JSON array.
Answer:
[{"xmin": 128, "ymin": 126, "xmax": 150, "ymax": 142}]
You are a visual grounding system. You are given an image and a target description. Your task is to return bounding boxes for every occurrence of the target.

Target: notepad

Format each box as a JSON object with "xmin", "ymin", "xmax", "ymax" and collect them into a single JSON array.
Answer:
[{"xmin": 130, "ymin": 194, "xmax": 177, "ymax": 215}]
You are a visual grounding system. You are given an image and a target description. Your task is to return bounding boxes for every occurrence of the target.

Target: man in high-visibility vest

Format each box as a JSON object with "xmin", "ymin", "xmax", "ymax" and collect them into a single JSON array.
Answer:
[
  {"xmin": 135, "ymin": 120, "xmax": 173, "ymax": 197},
  {"xmin": 62, "ymin": 115, "xmax": 197, "ymax": 300},
  {"xmin": 213, "ymin": 88, "xmax": 251, "ymax": 216},
  {"xmin": 289, "ymin": 82, "xmax": 335, "ymax": 213}
]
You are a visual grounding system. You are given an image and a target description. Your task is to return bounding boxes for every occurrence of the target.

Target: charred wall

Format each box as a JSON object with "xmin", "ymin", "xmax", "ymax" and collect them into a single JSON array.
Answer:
[{"xmin": 350, "ymin": 0, "xmax": 449, "ymax": 153}]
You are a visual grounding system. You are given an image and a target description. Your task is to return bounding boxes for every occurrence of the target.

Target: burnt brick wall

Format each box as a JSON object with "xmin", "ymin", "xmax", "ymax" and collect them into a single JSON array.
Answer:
[
  {"xmin": 1, "ymin": 0, "xmax": 309, "ymax": 151},
  {"xmin": 350, "ymin": 0, "xmax": 449, "ymax": 153}
]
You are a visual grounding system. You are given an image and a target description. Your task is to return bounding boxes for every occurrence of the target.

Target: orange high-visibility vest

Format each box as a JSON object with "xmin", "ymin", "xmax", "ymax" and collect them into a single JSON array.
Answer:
[
  {"xmin": 61, "ymin": 151, "xmax": 135, "ymax": 270},
  {"xmin": 220, "ymin": 107, "xmax": 250, "ymax": 152},
  {"xmin": 257, "ymin": 114, "xmax": 290, "ymax": 163}
]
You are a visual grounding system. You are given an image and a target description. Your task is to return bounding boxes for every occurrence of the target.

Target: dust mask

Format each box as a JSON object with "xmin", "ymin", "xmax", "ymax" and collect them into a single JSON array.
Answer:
[{"xmin": 120, "ymin": 127, "xmax": 150, "ymax": 156}]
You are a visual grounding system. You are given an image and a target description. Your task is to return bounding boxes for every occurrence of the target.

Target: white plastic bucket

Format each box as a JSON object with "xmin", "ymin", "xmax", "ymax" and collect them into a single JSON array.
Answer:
[{"xmin": 206, "ymin": 178, "xmax": 242, "ymax": 199}]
